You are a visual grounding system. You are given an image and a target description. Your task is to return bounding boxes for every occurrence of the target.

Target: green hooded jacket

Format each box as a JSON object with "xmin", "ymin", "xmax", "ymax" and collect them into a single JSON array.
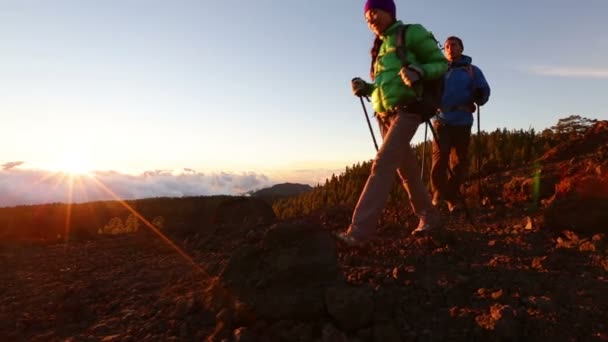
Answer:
[{"xmin": 365, "ymin": 21, "xmax": 448, "ymax": 114}]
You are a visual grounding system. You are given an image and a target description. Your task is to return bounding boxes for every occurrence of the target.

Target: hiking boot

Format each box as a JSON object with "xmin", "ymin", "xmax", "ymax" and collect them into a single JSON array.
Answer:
[
  {"xmin": 335, "ymin": 231, "xmax": 367, "ymax": 246},
  {"xmin": 411, "ymin": 209, "xmax": 442, "ymax": 236}
]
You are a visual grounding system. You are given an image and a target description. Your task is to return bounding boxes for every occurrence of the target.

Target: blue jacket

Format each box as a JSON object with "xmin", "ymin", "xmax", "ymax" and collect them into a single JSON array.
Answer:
[{"xmin": 437, "ymin": 55, "xmax": 490, "ymax": 126}]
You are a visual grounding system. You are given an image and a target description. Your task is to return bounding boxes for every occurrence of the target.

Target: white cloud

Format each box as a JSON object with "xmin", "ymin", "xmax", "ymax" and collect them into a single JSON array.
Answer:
[
  {"xmin": 0, "ymin": 167, "xmax": 278, "ymax": 207},
  {"xmin": 0, "ymin": 160, "xmax": 346, "ymax": 207},
  {"xmin": 527, "ymin": 65, "xmax": 608, "ymax": 79},
  {"xmin": 2, "ymin": 161, "xmax": 24, "ymax": 170}
]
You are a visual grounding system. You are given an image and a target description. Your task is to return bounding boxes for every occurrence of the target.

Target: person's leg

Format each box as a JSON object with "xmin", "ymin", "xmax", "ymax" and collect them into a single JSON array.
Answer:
[
  {"xmin": 395, "ymin": 113, "xmax": 434, "ymax": 216},
  {"xmin": 395, "ymin": 111, "xmax": 441, "ymax": 234},
  {"xmin": 430, "ymin": 121, "xmax": 451, "ymax": 205},
  {"xmin": 446, "ymin": 126, "xmax": 472, "ymax": 209},
  {"xmin": 346, "ymin": 113, "xmax": 418, "ymax": 239}
]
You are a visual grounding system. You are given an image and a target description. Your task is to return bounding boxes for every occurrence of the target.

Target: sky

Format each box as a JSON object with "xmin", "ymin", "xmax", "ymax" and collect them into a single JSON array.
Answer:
[{"xmin": 1, "ymin": 0, "xmax": 607, "ymax": 206}]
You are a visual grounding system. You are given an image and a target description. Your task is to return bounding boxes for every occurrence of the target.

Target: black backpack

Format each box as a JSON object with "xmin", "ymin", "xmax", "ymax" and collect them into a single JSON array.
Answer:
[{"xmin": 394, "ymin": 24, "xmax": 445, "ymax": 121}]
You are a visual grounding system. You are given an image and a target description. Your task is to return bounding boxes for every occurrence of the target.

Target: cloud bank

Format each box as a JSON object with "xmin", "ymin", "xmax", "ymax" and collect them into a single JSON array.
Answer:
[
  {"xmin": 0, "ymin": 159, "xmax": 350, "ymax": 207},
  {"xmin": 2, "ymin": 161, "xmax": 25, "ymax": 170},
  {"xmin": 527, "ymin": 65, "xmax": 608, "ymax": 79},
  {"xmin": 0, "ymin": 166, "xmax": 278, "ymax": 207}
]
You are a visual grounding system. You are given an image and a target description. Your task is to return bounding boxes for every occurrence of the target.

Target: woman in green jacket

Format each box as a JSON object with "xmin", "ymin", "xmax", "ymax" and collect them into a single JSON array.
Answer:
[{"xmin": 338, "ymin": 0, "xmax": 448, "ymax": 245}]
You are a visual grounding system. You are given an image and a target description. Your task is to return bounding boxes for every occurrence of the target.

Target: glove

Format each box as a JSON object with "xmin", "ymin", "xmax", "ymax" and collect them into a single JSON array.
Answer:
[
  {"xmin": 399, "ymin": 65, "xmax": 424, "ymax": 87},
  {"xmin": 351, "ymin": 77, "xmax": 368, "ymax": 97}
]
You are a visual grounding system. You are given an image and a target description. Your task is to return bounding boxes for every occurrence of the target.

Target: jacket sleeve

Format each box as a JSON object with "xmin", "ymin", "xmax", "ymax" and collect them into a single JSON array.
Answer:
[
  {"xmin": 407, "ymin": 24, "xmax": 448, "ymax": 81},
  {"xmin": 365, "ymin": 81, "xmax": 376, "ymax": 97},
  {"xmin": 472, "ymin": 65, "xmax": 490, "ymax": 105}
]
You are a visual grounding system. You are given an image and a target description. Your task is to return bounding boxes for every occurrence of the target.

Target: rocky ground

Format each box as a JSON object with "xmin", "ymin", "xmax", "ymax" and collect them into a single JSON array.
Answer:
[
  {"xmin": 1, "ymin": 122, "xmax": 607, "ymax": 342},
  {"xmin": 1, "ymin": 204, "xmax": 607, "ymax": 342}
]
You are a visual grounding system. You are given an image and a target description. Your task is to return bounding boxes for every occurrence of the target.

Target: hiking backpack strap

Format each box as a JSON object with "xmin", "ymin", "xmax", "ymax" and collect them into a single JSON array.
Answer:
[
  {"xmin": 395, "ymin": 24, "xmax": 421, "ymax": 101},
  {"xmin": 466, "ymin": 65, "xmax": 474, "ymax": 79},
  {"xmin": 395, "ymin": 24, "xmax": 441, "ymax": 66},
  {"xmin": 467, "ymin": 65, "xmax": 475, "ymax": 93},
  {"xmin": 394, "ymin": 24, "xmax": 411, "ymax": 67},
  {"xmin": 448, "ymin": 64, "xmax": 474, "ymax": 79}
]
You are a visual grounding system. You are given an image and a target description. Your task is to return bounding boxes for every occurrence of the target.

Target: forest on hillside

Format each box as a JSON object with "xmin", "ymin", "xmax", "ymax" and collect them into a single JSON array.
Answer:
[
  {"xmin": 272, "ymin": 115, "xmax": 599, "ymax": 219},
  {"xmin": 0, "ymin": 196, "xmax": 250, "ymax": 241}
]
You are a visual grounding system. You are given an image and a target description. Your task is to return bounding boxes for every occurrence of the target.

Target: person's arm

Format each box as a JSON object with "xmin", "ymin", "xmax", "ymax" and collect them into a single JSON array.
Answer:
[
  {"xmin": 365, "ymin": 81, "xmax": 376, "ymax": 96},
  {"xmin": 472, "ymin": 65, "xmax": 490, "ymax": 106}
]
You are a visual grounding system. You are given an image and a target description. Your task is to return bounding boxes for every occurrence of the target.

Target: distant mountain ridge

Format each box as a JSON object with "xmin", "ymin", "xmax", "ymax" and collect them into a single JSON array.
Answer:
[{"xmin": 249, "ymin": 183, "xmax": 313, "ymax": 198}]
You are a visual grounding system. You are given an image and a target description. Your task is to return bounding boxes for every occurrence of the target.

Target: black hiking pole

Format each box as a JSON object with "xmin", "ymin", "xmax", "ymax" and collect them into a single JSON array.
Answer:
[
  {"xmin": 420, "ymin": 121, "xmax": 428, "ymax": 179},
  {"xmin": 425, "ymin": 119, "xmax": 476, "ymax": 227},
  {"xmin": 360, "ymin": 96, "xmax": 379, "ymax": 151},
  {"xmin": 476, "ymin": 105, "xmax": 483, "ymax": 204}
]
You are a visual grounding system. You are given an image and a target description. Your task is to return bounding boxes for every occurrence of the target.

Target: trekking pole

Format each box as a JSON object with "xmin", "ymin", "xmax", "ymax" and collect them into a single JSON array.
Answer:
[
  {"xmin": 360, "ymin": 96, "xmax": 379, "ymax": 151},
  {"xmin": 425, "ymin": 119, "xmax": 476, "ymax": 227},
  {"xmin": 476, "ymin": 105, "xmax": 483, "ymax": 203},
  {"xmin": 420, "ymin": 121, "xmax": 428, "ymax": 179}
]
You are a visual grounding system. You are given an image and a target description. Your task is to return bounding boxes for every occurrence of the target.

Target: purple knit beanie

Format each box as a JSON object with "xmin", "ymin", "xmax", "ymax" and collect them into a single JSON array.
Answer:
[{"xmin": 364, "ymin": 0, "xmax": 396, "ymax": 18}]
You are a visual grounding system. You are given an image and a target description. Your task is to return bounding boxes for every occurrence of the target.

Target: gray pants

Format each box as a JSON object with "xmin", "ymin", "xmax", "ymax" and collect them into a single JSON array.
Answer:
[{"xmin": 347, "ymin": 109, "xmax": 433, "ymax": 239}]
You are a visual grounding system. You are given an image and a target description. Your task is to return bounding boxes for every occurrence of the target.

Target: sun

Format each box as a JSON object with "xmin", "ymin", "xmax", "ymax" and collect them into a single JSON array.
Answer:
[{"xmin": 52, "ymin": 156, "xmax": 93, "ymax": 176}]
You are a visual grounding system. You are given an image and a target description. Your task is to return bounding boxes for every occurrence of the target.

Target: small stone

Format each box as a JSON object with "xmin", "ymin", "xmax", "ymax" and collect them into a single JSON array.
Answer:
[
  {"xmin": 525, "ymin": 216, "xmax": 534, "ymax": 230},
  {"xmin": 531, "ymin": 257, "xmax": 546, "ymax": 270},
  {"xmin": 491, "ymin": 289, "xmax": 504, "ymax": 300},
  {"xmin": 579, "ymin": 241, "xmax": 596, "ymax": 252},
  {"xmin": 482, "ymin": 197, "xmax": 491, "ymax": 206},
  {"xmin": 233, "ymin": 327, "xmax": 257, "ymax": 342}
]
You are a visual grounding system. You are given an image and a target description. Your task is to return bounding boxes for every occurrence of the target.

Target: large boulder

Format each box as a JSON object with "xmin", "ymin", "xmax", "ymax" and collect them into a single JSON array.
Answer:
[
  {"xmin": 214, "ymin": 221, "xmax": 341, "ymax": 321},
  {"xmin": 543, "ymin": 161, "xmax": 608, "ymax": 233}
]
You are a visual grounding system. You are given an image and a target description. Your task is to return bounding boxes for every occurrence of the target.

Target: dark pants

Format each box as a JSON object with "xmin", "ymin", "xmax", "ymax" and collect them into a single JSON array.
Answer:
[{"xmin": 430, "ymin": 121, "xmax": 471, "ymax": 203}]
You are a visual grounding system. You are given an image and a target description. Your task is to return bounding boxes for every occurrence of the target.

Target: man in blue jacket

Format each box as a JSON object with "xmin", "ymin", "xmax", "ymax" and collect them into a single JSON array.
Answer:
[{"xmin": 431, "ymin": 36, "xmax": 491, "ymax": 212}]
